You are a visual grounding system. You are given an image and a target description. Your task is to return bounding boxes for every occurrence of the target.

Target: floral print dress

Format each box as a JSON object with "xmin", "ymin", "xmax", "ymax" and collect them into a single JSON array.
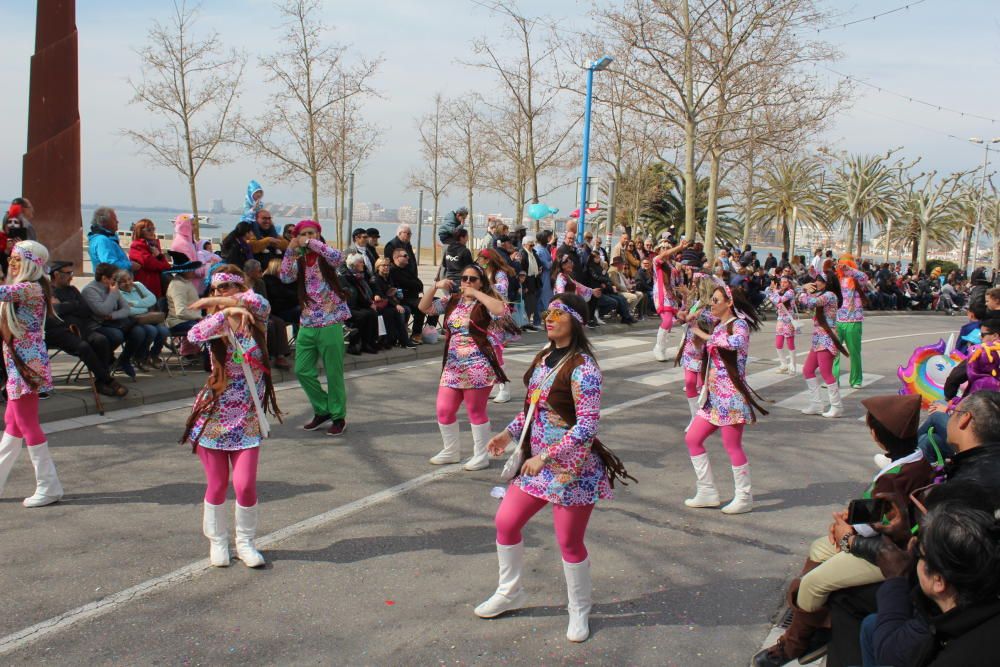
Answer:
[
  {"xmin": 837, "ymin": 267, "xmax": 868, "ymax": 323},
  {"xmin": 279, "ymin": 239, "xmax": 350, "ymax": 328},
  {"xmin": 494, "ymin": 271, "xmax": 509, "ymax": 301},
  {"xmin": 680, "ymin": 309, "xmax": 718, "ymax": 373},
  {"xmin": 652, "ymin": 257, "xmax": 680, "ymax": 314},
  {"xmin": 431, "ymin": 298, "xmax": 502, "ymax": 389},
  {"xmin": 697, "ymin": 317, "xmax": 753, "ymax": 426},
  {"xmin": 798, "ymin": 291, "xmax": 840, "ymax": 355},
  {"xmin": 506, "ymin": 354, "xmax": 611, "ymax": 506},
  {"xmin": 766, "ymin": 286, "xmax": 797, "ymax": 338},
  {"xmin": 0, "ymin": 282, "xmax": 52, "ymax": 399},
  {"xmin": 554, "ymin": 273, "xmax": 592, "ymax": 300},
  {"xmin": 186, "ymin": 291, "xmax": 272, "ymax": 451}
]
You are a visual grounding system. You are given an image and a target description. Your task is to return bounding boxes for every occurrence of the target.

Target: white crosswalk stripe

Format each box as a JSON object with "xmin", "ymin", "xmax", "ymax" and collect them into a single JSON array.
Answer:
[
  {"xmin": 627, "ymin": 356, "xmax": 762, "ymax": 387},
  {"xmin": 504, "ymin": 336, "xmax": 653, "ymax": 364},
  {"xmin": 774, "ymin": 373, "xmax": 884, "ymax": 412}
]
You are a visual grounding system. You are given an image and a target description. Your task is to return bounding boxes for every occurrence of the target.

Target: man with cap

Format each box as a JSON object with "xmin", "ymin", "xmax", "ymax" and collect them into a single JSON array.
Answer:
[
  {"xmin": 753, "ymin": 393, "xmax": 934, "ymax": 667},
  {"xmin": 438, "ymin": 206, "xmax": 469, "ymax": 245},
  {"xmin": 364, "ymin": 227, "xmax": 381, "ymax": 268},
  {"xmin": 351, "ymin": 228, "xmax": 373, "ymax": 280},
  {"xmin": 45, "ymin": 261, "xmax": 127, "ymax": 397}
]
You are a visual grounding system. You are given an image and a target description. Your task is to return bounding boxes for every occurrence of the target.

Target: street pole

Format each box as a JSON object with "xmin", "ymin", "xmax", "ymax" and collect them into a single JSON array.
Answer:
[
  {"xmin": 347, "ymin": 172, "xmax": 355, "ymax": 230},
  {"xmin": 576, "ymin": 56, "xmax": 613, "ymax": 246},
  {"xmin": 967, "ymin": 138, "xmax": 1000, "ymax": 275},
  {"xmin": 606, "ymin": 179, "xmax": 616, "ymax": 250},
  {"xmin": 789, "ymin": 205, "xmax": 798, "ymax": 261},
  {"xmin": 416, "ymin": 190, "xmax": 424, "ymax": 265},
  {"xmin": 884, "ymin": 216, "xmax": 892, "ymax": 264}
]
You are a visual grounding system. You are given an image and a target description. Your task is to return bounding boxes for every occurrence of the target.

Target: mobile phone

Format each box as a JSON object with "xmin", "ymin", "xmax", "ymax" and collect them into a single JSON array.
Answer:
[
  {"xmin": 449, "ymin": 279, "xmax": 461, "ymax": 294},
  {"xmin": 846, "ymin": 498, "xmax": 888, "ymax": 525}
]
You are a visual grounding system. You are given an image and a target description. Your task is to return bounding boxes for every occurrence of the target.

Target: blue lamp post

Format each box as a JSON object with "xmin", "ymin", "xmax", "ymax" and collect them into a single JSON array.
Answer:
[{"xmin": 577, "ymin": 55, "xmax": 614, "ymax": 246}]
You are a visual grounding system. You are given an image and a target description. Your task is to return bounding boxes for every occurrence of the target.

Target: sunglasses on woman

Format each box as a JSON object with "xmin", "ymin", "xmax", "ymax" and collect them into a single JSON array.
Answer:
[
  {"xmin": 460, "ymin": 275, "xmax": 480, "ymax": 283},
  {"xmin": 541, "ymin": 309, "xmax": 570, "ymax": 321}
]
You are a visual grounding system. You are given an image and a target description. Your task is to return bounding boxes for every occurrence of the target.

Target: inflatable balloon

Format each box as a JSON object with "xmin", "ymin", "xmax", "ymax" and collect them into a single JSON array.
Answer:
[
  {"xmin": 528, "ymin": 203, "xmax": 552, "ymax": 220},
  {"xmin": 897, "ymin": 338, "xmax": 967, "ymax": 408}
]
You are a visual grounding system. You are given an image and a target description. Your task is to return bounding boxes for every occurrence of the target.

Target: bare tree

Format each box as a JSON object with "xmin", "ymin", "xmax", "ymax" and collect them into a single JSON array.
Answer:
[
  {"xmin": 241, "ymin": 0, "xmax": 379, "ymax": 221},
  {"xmin": 409, "ymin": 93, "xmax": 457, "ymax": 265},
  {"xmin": 124, "ymin": 0, "xmax": 245, "ymax": 237},
  {"xmin": 465, "ymin": 0, "xmax": 578, "ymax": 227},
  {"xmin": 481, "ymin": 102, "xmax": 531, "ymax": 229},
  {"xmin": 444, "ymin": 95, "xmax": 492, "ymax": 242}
]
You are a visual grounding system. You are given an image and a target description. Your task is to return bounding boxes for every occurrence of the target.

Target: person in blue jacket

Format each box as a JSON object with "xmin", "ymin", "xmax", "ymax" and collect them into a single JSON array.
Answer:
[
  {"xmin": 241, "ymin": 180, "xmax": 264, "ymax": 223},
  {"xmin": 87, "ymin": 207, "xmax": 137, "ymax": 273}
]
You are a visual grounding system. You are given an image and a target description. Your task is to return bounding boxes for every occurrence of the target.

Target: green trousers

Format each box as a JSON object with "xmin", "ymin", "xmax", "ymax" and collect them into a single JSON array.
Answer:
[
  {"xmin": 832, "ymin": 321, "xmax": 863, "ymax": 387},
  {"xmin": 295, "ymin": 323, "xmax": 347, "ymax": 420}
]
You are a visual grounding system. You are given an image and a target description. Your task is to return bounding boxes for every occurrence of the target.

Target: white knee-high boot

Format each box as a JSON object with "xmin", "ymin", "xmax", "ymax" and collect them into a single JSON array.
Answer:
[
  {"xmin": 684, "ymin": 453, "xmax": 720, "ymax": 508},
  {"xmin": 0, "ymin": 432, "xmax": 24, "ymax": 498},
  {"xmin": 430, "ymin": 421, "xmax": 461, "ymax": 465},
  {"xmin": 493, "ymin": 364, "xmax": 511, "ymax": 403},
  {"xmin": 203, "ymin": 501, "xmax": 231, "ymax": 567},
  {"xmin": 653, "ymin": 327, "xmax": 670, "ymax": 361},
  {"xmin": 787, "ymin": 349, "xmax": 797, "ymax": 375},
  {"xmin": 475, "ymin": 542, "xmax": 528, "ymax": 618},
  {"xmin": 684, "ymin": 396, "xmax": 699, "ymax": 433},
  {"xmin": 801, "ymin": 376, "xmax": 824, "ymax": 415},
  {"xmin": 563, "ymin": 558, "xmax": 593, "ymax": 642},
  {"xmin": 23, "ymin": 442, "xmax": 63, "ymax": 507},
  {"xmin": 823, "ymin": 383, "xmax": 844, "ymax": 418},
  {"xmin": 775, "ymin": 347, "xmax": 789, "ymax": 373},
  {"xmin": 234, "ymin": 503, "xmax": 266, "ymax": 568},
  {"xmin": 721, "ymin": 463, "xmax": 753, "ymax": 514},
  {"xmin": 464, "ymin": 421, "xmax": 492, "ymax": 471}
]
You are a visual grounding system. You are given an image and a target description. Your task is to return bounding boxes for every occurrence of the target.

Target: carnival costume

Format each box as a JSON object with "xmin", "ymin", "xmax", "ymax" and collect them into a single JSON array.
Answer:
[
  {"xmin": 798, "ymin": 288, "xmax": 849, "ymax": 418},
  {"xmin": 765, "ymin": 279, "xmax": 799, "ymax": 374},
  {"xmin": 651, "ymin": 254, "xmax": 681, "ymax": 361},
  {"xmin": 832, "ymin": 256, "xmax": 868, "ymax": 387}
]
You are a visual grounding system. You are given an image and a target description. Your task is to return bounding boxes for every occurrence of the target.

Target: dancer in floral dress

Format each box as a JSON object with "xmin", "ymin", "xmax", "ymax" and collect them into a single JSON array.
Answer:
[
  {"xmin": 182, "ymin": 267, "xmax": 281, "ymax": 568},
  {"xmin": 477, "ymin": 293, "xmax": 632, "ymax": 643},
  {"xmin": 797, "ymin": 270, "xmax": 849, "ymax": 418},
  {"xmin": 677, "ymin": 273, "xmax": 718, "ymax": 430},
  {"xmin": 651, "ymin": 241, "xmax": 687, "ymax": 361},
  {"xmin": 765, "ymin": 275, "xmax": 799, "ymax": 374},
  {"xmin": 683, "ymin": 280, "xmax": 765, "ymax": 514},
  {"xmin": 0, "ymin": 241, "xmax": 64, "ymax": 508},
  {"xmin": 419, "ymin": 263, "xmax": 513, "ymax": 470},
  {"xmin": 832, "ymin": 254, "xmax": 868, "ymax": 387},
  {"xmin": 280, "ymin": 220, "xmax": 352, "ymax": 436},
  {"xmin": 476, "ymin": 248, "xmax": 517, "ymax": 404}
]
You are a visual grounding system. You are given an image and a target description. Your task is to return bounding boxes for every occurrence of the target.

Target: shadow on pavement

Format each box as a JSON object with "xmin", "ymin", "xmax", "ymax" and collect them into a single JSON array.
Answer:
[
  {"xmin": 266, "ymin": 525, "xmax": 499, "ymax": 563},
  {"xmin": 36, "ymin": 480, "xmax": 334, "ymax": 506}
]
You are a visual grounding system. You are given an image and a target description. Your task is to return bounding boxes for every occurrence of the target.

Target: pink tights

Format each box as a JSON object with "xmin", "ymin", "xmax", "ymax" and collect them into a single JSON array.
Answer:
[
  {"xmin": 683, "ymin": 369, "xmax": 703, "ymax": 399},
  {"xmin": 197, "ymin": 446, "xmax": 260, "ymax": 506},
  {"xmin": 684, "ymin": 416, "xmax": 748, "ymax": 467},
  {"xmin": 495, "ymin": 484, "xmax": 594, "ymax": 563},
  {"xmin": 659, "ymin": 310, "xmax": 675, "ymax": 331},
  {"xmin": 775, "ymin": 335, "xmax": 796, "ymax": 350},
  {"xmin": 4, "ymin": 394, "xmax": 45, "ymax": 445},
  {"xmin": 802, "ymin": 349, "xmax": 835, "ymax": 384},
  {"xmin": 436, "ymin": 385, "xmax": 492, "ymax": 426}
]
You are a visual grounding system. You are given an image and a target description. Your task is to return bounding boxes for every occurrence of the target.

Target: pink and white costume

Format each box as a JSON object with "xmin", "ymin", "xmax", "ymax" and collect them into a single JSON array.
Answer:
[
  {"xmin": 765, "ymin": 284, "xmax": 798, "ymax": 373},
  {"xmin": 554, "ymin": 273, "xmax": 592, "ymax": 300},
  {"xmin": 651, "ymin": 257, "xmax": 681, "ymax": 360},
  {"xmin": 796, "ymin": 289, "xmax": 844, "ymax": 418}
]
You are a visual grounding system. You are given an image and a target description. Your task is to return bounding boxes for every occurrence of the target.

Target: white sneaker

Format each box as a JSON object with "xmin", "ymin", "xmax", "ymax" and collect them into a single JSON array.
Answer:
[{"xmin": 493, "ymin": 384, "xmax": 511, "ymax": 403}]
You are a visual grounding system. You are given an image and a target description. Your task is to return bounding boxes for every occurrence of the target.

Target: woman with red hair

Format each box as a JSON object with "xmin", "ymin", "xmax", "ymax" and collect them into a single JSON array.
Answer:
[{"xmin": 129, "ymin": 218, "xmax": 171, "ymax": 297}]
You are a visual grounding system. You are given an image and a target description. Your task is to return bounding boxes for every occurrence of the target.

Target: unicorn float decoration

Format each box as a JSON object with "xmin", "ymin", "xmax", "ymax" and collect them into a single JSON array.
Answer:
[{"xmin": 897, "ymin": 334, "xmax": 967, "ymax": 408}]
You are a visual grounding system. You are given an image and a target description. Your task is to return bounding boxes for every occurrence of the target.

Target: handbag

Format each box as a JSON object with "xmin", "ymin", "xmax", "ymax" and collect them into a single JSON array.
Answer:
[
  {"xmin": 499, "ymin": 354, "xmax": 570, "ymax": 482},
  {"xmin": 134, "ymin": 311, "xmax": 166, "ymax": 325}
]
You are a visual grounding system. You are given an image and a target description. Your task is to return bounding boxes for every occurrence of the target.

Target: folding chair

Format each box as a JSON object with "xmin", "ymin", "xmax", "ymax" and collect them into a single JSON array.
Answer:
[{"xmin": 46, "ymin": 324, "xmax": 105, "ymax": 415}]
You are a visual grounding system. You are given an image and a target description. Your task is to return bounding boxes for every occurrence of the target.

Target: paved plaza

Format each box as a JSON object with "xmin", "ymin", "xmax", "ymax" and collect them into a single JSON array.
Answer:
[{"xmin": 0, "ymin": 314, "xmax": 958, "ymax": 666}]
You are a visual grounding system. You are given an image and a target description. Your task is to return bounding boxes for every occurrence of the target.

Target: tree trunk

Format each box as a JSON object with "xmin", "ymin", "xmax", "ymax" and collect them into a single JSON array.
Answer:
[
  {"xmin": 918, "ymin": 224, "xmax": 929, "ymax": 272},
  {"xmin": 910, "ymin": 235, "xmax": 918, "ymax": 266},
  {"xmin": 188, "ymin": 175, "xmax": 200, "ymax": 241},
  {"xmin": 959, "ymin": 225, "xmax": 972, "ymax": 269},
  {"xmin": 467, "ymin": 180, "xmax": 475, "ymax": 242},
  {"xmin": 781, "ymin": 212, "xmax": 790, "ymax": 255},
  {"xmin": 310, "ymin": 171, "xmax": 319, "ymax": 227},
  {"xmin": 432, "ymin": 197, "xmax": 440, "ymax": 266},
  {"xmin": 704, "ymin": 150, "xmax": 720, "ymax": 262},
  {"xmin": 845, "ymin": 214, "xmax": 856, "ymax": 254},
  {"xmin": 855, "ymin": 218, "xmax": 864, "ymax": 258},
  {"xmin": 683, "ymin": 115, "xmax": 697, "ymax": 241}
]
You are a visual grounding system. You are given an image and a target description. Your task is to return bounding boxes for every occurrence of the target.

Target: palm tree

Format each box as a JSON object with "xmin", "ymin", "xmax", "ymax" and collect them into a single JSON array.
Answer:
[
  {"xmin": 750, "ymin": 156, "xmax": 827, "ymax": 256},
  {"xmin": 890, "ymin": 170, "xmax": 968, "ymax": 271},
  {"xmin": 825, "ymin": 152, "xmax": 902, "ymax": 257},
  {"xmin": 638, "ymin": 168, "xmax": 741, "ymax": 247}
]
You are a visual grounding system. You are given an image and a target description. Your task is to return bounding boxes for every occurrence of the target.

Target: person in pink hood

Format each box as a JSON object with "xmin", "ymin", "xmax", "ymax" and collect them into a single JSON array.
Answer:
[{"xmin": 171, "ymin": 215, "xmax": 206, "ymax": 278}]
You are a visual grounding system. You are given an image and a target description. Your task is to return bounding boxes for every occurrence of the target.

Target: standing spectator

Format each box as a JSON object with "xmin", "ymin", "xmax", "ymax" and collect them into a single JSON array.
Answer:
[
  {"xmin": 383, "ymin": 223, "xmax": 417, "ymax": 272},
  {"xmin": 809, "ymin": 248, "xmax": 823, "ymax": 274},
  {"xmin": 115, "ymin": 270, "xmax": 168, "ymax": 371},
  {"xmin": 442, "ymin": 227, "xmax": 474, "ymax": 284},
  {"xmin": 221, "ymin": 222, "xmax": 255, "ymax": 269},
  {"xmin": 46, "ymin": 261, "xmax": 126, "ymax": 397},
  {"xmin": 533, "ymin": 231, "xmax": 554, "ymax": 320},
  {"xmin": 481, "ymin": 218, "xmax": 498, "ymax": 252},
  {"xmin": 128, "ymin": 218, "xmax": 171, "ymax": 298},
  {"xmin": 248, "ymin": 209, "xmax": 288, "ymax": 267},
  {"xmin": 438, "ymin": 206, "xmax": 469, "ymax": 245},
  {"xmin": 88, "ymin": 207, "xmax": 139, "ymax": 273},
  {"xmin": 3, "ymin": 198, "xmax": 38, "ymax": 241},
  {"xmin": 521, "ymin": 238, "xmax": 540, "ymax": 330},
  {"xmin": 81, "ymin": 263, "xmax": 146, "ymax": 379}
]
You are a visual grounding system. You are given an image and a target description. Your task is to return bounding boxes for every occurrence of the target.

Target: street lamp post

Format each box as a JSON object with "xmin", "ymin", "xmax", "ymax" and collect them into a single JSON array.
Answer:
[
  {"xmin": 968, "ymin": 137, "xmax": 1000, "ymax": 275},
  {"xmin": 576, "ymin": 55, "xmax": 613, "ymax": 246}
]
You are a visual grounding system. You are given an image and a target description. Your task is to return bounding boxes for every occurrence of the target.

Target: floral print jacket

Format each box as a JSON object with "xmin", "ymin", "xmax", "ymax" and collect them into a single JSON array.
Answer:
[
  {"xmin": 697, "ymin": 317, "xmax": 754, "ymax": 426},
  {"xmin": 0, "ymin": 282, "xmax": 52, "ymax": 399},
  {"xmin": 279, "ymin": 239, "xmax": 351, "ymax": 328},
  {"xmin": 766, "ymin": 286, "xmax": 798, "ymax": 338},
  {"xmin": 797, "ymin": 290, "xmax": 840, "ymax": 355}
]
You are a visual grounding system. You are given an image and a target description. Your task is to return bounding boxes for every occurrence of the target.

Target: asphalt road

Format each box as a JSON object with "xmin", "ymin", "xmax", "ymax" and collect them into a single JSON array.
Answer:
[{"xmin": 0, "ymin": 314, "xmax": 958, "ymax": 666}]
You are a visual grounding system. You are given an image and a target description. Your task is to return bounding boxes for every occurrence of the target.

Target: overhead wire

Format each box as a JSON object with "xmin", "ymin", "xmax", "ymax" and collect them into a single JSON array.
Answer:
[{"xmin": 814, "ymin": 0, "xmax": 927, "ymax": 32}]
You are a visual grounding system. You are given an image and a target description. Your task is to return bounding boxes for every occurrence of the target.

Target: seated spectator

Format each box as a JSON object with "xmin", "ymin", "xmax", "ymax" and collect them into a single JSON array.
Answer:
[
  {"xmin": 81, "ymin": 262, "xmax": 146, "ymax": 379},
  {"xmin": 371, "ymin": 257, "xmax": 415, "ymax": 349},
  {"xmin": 585, "ymin": 251, "xmax": 634, "ymax": 324},
  {"xmin": 634, "ymin": 258, "xmax": 655, "ymax": 315},
  {"xmin": 165, "ymin": 261, "xmax": 204, "ymax": 338},
  {"xmin": 221, "ymin": 221, "xmax": 255, "ymax": 269},
  {"xmin": 753, "ymin": 394, "xmax": 933, "ymax": 667},
  {"xmin": 115, "ymin": 269, "xmax": 168, "ymax": 371},
  {"xmin": 608, "ymin": 256, "xmax": 645, "ymax": 319},
  {"xmin": 243, "ymin": 258, "xmax": 291, "ymax": 369},
  {"xmin": 262, "ymin": 257, "xmax": 301, "ymax": 336},
  {"xmin": 338, "ymin": 254, "xmax": 379, "ymax": 355},
  {"xmin": 249, "ymin": 209, "xmax": 288, "ymax": 267},
  {"xmin": 128, "ymin": 218, "xmax": 171, "ymax": 298},
  {"xmin": 45, "ymin": 260, "xmax": 127, "ymax": 397},
  {"xmin": 388, "ymin": 247, "xmax": 427, "ymax": 343},
  {"xmin": 88, "ymin": 207, "xmax": 139, "ymax": 273}
]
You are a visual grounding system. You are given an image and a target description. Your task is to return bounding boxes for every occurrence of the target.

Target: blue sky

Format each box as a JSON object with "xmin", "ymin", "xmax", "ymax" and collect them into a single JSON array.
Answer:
[{"xmin": 1, "ymin": 0, "xmax": 998, "ymax": 216}]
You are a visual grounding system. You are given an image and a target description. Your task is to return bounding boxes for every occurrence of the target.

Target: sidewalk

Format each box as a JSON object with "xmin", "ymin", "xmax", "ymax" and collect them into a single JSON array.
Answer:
[{"xmin": 37, "ymin": 318, "xmax": 655, "ymax": 424}]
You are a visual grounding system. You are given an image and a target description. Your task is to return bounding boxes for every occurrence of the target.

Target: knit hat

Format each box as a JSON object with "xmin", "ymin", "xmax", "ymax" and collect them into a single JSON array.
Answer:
[
  {"xmin": 860, "ymin": 394, "xmax": 921, "ymax": 440},
  {"xmin": 294, "ymin": 219, "xmax": 321, "ymax": 236}
]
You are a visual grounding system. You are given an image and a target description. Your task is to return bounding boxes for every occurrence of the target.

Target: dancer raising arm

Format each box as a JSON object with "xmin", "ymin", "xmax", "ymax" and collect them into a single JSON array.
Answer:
[
  {"xmin": 765, "ymin": 274, "xmax": 799, "ymax": 374},
  {"xmin": 478, "ymin": 293, "xmax": 633, "ymax": 642},
  {"xmin": 0, "ymin": 241, "xmax": 63, "ymax": 507},
  {"xmin": 832, "ymin": 254, "xmax": 868, "ymax": 388},
  {"xmin": 182, "ymin": 267, "xmax": 281, "ymax": 568},
  {"xmin": 279, "ymin": 220, "xmax": 351, "ymax": 437},
  {"xmin": 651, "ymin": 240, "xmax": 687, "ymax": 361},
  {"xmin": 419, "ymin": 263, "xmax": 515, "ymax": 470},
  {"xmin": 797, "ymin": 270, "xmax": 849, "ymax": 418},
  {"xmin": 683, "ymin": 281, "xmax": 766, "ymax": 514}
]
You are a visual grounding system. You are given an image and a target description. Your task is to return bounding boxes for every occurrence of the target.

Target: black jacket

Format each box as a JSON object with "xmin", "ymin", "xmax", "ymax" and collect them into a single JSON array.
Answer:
[
  {"xmin": 389, "ymin": 264, "xmax": 424, "ymax": 301},
  {"xmin": 338, "ymin": 267, "xmax": 375, "ymax": 310},
  {"xmin": 48, "ymin": 285, "xmax": 99, "ymax": 336},
  {"xmin": 442, "ymin": 242, "xmax": 473, "ymax": 281},
  {"xmin": 945, "ymin": 442, "xmax": 1000, "ymax": 508},
  {"xmin": 383, "ymin": 237, "xmax": 418, "ymax": 278},
  {"xmin": 262, "ymin": 274, "xmax": 299, "ymax": 314}
]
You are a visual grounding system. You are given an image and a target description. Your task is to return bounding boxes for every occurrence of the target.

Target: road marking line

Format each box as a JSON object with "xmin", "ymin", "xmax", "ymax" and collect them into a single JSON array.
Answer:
[
  {"xmin": 0, "ymin": 390, "xmax": 666, "ymax": 657},
  {"xmin": 774, "ymin": 374, "xmax": 884, "ymax": 412}
]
